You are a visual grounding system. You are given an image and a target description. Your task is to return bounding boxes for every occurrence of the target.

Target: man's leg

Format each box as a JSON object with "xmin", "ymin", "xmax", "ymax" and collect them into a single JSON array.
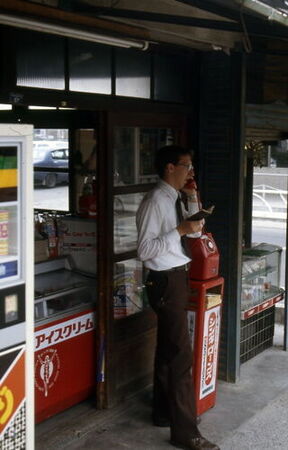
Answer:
[
  {"xmin": 157, "ymin": 271, "xmax": 199, "ymax": 440},
  {"xmin": 146, "ymin": 270, "xmax": 170, "ymax": 424},
  {"xmin": 152, "ymin": 331, "xmax": 170, "ymax": 425}
]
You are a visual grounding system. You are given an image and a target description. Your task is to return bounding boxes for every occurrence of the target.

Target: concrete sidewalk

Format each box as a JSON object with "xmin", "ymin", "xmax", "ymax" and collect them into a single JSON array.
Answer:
[
  {"xmin": 219, "ymin": 390, "xmax": 288, "ymax": 449},
  {"xmin": 36, "ymin": 325, "xmax": 288, "ymax": 450}
]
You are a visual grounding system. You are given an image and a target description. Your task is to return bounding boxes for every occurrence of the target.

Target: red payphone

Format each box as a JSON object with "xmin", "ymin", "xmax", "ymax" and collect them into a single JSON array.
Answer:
[
  {"xmin": 187, "ymin": 277, "xmax": 224, "ymax": 416},
  {"xmin": 185, "ymin": 178, "xmax": 224, "ymax": 417}
]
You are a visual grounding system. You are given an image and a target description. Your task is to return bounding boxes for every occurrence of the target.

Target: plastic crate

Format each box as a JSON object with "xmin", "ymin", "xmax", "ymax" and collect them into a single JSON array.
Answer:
[{"xmin": 240, "ymin": 306, "xmax": 275, "ymax": 364}]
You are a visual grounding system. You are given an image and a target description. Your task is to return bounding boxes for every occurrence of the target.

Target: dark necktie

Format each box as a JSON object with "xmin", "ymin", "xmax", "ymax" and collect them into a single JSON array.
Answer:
[{"xmin": 175, "ymin": 195, "xmax": 190, "ymax": 257}]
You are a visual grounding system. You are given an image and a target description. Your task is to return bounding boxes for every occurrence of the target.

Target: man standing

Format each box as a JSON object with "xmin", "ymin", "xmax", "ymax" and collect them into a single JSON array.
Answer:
[{"xmin": 136, "ymin": 145, "xmax": 219, "ymax": 450}]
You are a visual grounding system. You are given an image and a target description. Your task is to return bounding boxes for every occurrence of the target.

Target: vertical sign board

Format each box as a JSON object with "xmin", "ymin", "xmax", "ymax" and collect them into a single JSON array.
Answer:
[
  {"xmin": 199, "ymin": 305, "xmax": 221, "ymax": 400},
  {"xmin": 0, "ymin": 125, "xmax": 34, "ymax": 450},
  {"xmin": 187, "ymin": 277, "xmax": 224, "ymax": 416}
]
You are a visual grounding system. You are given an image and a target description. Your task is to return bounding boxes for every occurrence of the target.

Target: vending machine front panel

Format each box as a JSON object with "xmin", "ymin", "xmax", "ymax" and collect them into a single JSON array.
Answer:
[
  {"xmin": 0, "ymin": 145, "xmax": 22, "ymax": 286},
  {"xmin": 0, "ymin": 125, "xmax": 34, "ymax": 450}
]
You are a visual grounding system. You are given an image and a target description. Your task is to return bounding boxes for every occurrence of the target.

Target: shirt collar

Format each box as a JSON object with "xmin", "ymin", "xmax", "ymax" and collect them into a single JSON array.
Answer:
[{"xmin": 158, "ymin": 179, "xmax": 179, "ymax": 201}]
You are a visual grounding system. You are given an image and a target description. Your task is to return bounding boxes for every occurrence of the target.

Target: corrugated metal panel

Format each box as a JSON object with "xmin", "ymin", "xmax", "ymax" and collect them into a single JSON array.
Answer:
[{"xmin": 198, "ymin": 52, "xmax": 245, "ymax": 381}]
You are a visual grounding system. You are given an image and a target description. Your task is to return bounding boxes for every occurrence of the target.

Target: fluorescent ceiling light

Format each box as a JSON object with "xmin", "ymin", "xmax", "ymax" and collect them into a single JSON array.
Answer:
[
  {"xmin": 0, "ymin": 13, "xmax": 149, "ymax": 50},
  {"xmin": 0, "ymin": 104, "xmax": 12, "ymax": 110},
  {"xmin": 28, "ymin": 106, "xmax": 57, "ymax": 110},
  {"xmin": 238, "ymin": 0, "xmax": 288, "ymax": 25}
]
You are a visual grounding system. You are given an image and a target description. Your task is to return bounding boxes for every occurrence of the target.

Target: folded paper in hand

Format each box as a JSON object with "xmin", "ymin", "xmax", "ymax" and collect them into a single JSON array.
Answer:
[{"xmin": 188, "ymin": 205, "xmax": 215, "ymax": 221}]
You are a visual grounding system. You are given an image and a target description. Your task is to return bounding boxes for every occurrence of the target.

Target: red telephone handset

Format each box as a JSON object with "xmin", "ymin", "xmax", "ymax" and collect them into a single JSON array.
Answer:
[
  {"xmin": 184, "ymin": 178, "xmax": 202, "ymax": 209},
  {"xmin": 185, "ymin": 178, "xmax": 197, "ymax": 190}
]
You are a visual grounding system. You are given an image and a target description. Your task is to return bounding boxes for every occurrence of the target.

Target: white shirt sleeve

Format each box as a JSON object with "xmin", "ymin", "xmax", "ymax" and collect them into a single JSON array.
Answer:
[
  {"xmin": 185, "ymin": 196, "xmax": 202, "ymax": 238},
  {"xmin": 136, "ymin": 198, "xmax": 180, "ymax": 262}
]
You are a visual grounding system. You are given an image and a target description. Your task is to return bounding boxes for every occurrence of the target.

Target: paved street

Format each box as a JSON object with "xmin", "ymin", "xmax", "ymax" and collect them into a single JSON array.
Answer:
[{"xmin": 34, "ymin": 185, "xmax": 69, "ymax": 211}]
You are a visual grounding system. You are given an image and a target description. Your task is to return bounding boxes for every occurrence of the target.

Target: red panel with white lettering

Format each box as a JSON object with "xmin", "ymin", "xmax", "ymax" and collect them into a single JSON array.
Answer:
[
  {"xmin": 34, "ymin": 309, "xmax": 96, "ymax": 423},
  {"xmin": 240, "ymin": 290, "xmax": 284, "ymax": 320},
  {"xmin": 187, "ymin": 277, "xmax": 224, "ymax": 417}
]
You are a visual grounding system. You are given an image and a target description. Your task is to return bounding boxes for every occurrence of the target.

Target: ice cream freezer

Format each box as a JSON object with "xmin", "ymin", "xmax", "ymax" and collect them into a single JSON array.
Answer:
[{"xmin": 34, "ymin": 256, "xmax": 97, "ymax": 423}]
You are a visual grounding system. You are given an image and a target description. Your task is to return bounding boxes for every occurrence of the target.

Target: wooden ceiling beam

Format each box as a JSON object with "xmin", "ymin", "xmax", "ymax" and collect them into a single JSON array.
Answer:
[
  {"xmin": 177, "ymin": 0, "xmax": 288, "ymax": 39},
  {"xmin": 67, "ymin": 3, "xmax": 240, "ymax": 32},
  {"xmin": 175, "ymin": 0, "xmax": 241, "ymax": 21},
  {"xmin": 0, "ymin": 0, "xmax": 151, "ymax": 40},
  {"xmin": 59, "ymin": 1, "xmax": 288, "ymax": 40}
]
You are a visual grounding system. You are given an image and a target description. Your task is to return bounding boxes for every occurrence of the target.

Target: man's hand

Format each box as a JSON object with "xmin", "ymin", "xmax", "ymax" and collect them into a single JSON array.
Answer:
[
  {"xmin": 181, "ymin": 186, "xmax": 197, "ymax": 197},
  {"xmin": 177, "ymin": 219, "xmax": 203, "ymax": 236}
]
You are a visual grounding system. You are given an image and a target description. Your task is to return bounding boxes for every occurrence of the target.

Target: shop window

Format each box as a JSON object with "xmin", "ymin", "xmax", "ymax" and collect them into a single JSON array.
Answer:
[
  {"xmin": 114, "ymin": 192, "xmax": 145, "ymax": 254},
  {"xmin": 251, "ymin": 141, "xmax": 288, "ymax": 290},
  {"xmin": 33, "ymin": 129, "xmax": 69, "ymax": 211},
  {"xmin": 154, "ymin": 54, "xmax": 186, "ymax": 102},
  {"xmin": 69, "ymin": 39, "xmax": 112, "ymax": 94},
  {"xmin": 115, "ymin": 48, "xmax": 151, "ymax": 98},
  {"xmin": 73, "ymin": 128, "xmax": 97, "ymax": 216},
  {"xmin": 16, "ymin": 31, "xmax": 65, "ymax": 90},
  {"xmin": 113, "ymin": 127, "xmax": 176, "ymax": 185}
]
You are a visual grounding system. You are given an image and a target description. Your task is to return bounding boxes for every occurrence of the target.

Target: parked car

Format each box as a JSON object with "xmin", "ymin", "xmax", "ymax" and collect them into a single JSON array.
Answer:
[{"xmin": 33, "ymin": 144, "xmax": 69, "ymax": 188}]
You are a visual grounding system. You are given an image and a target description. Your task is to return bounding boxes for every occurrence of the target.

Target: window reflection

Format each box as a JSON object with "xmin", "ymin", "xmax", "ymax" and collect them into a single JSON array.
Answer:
[
  {"xmin": 17, "ymin": 31, "xmax": 65, "ymax": 90},
  {"xmin": 69, "ymin": 40, "xmax": 112, "ymax": 94},
  {"xmin": 33, "ymin": 129, "xmax": 69, "ymax": 211},
  {"xmin": 114, "ymin": 193, "xmax": 145, "ymax": 254},
  {"xmin": 113, "ymin": 258, "xmax": 148, "ymax": 319},
  {"xmin": 113, "ymin": 127, "xmax": 176, "ymax": 186}
]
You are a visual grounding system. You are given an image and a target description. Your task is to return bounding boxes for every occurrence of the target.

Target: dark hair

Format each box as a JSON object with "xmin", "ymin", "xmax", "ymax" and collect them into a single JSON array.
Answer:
[{"xmin": 155, "ymin": 145, "xmax": 193, "ymax": 178}]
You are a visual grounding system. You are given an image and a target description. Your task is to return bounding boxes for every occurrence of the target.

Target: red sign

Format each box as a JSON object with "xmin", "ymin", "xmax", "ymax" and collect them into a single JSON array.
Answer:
[
  {"xmin": 0, "ymin": 348, "xmax": 25, "ymax": 437},
  {"xmin": 205, "ymin": 312, "xmax": 216, "ymax": 385},
  {"xmin": 200, "ymin": 305, "xmax": 220, "ymax": 400}
]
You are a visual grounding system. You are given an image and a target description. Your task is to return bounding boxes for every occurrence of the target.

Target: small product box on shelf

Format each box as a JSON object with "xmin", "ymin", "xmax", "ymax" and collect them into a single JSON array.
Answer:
[{"xmin": 0, "ymin": 210, "xmax": 8, "ymax": 256}]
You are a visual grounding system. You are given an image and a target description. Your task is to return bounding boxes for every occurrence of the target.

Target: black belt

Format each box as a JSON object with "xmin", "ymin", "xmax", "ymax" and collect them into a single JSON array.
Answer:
[{"xmin": 150, "ymin": 263, "xmax": 190, "ymax": 273}]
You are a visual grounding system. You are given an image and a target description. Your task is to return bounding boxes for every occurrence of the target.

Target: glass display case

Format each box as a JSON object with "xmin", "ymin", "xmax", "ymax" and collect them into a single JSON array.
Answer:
[
  {"xmin": 34, "ymin": 256, "xmax": 97, "ymax": 423},
  {"xmin": 34, "ymin": 256, "xmax": 96, "ymax": 325},
  {"xmin": 241, "ymin": 243, "xmax": 284, "ymax": 320}
]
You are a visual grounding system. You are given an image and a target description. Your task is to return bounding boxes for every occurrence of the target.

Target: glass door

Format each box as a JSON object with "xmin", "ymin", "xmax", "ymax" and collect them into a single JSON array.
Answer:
[
  {"xmin": 113, "ymin": 126, "xmax": 179, "ymax": 319},
  {"xmin": 106, "ymin": 113, "xmax": 187, "ymax": 406}
]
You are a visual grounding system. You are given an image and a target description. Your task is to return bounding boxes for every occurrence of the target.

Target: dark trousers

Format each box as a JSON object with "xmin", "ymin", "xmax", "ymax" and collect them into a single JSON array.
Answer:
[{"xmin": 146, "ymin": 269, "xmax": 199, "ymax": 440}]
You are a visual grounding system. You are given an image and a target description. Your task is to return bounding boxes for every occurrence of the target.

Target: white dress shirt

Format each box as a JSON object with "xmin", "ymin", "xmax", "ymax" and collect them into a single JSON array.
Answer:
[{"xmin": 136, "ymin": 180, "xmax": 200, "ymax": 271}]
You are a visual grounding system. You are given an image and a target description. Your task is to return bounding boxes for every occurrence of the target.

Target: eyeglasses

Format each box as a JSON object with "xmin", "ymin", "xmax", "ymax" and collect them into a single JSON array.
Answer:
[{"xmin": 176, "ymin": 163, "xmax": 194, "ymax": 171}]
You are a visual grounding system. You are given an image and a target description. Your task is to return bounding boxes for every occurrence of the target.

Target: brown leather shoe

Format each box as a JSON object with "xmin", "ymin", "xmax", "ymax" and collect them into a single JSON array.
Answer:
[{"xmin": 170, "ymin": 436, "xmax": 220, "ymax": 450}]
